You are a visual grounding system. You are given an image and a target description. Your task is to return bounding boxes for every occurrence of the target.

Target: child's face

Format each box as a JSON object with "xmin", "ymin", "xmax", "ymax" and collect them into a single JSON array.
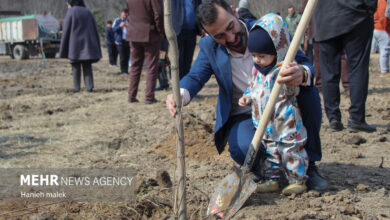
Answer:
[
  {"xmin": 251, "ymin": 52, "xmax": 275, "ymax": 68},
  {"xmin": 107, "ymin": 23, "xmax": 112, "ymax": 28}
]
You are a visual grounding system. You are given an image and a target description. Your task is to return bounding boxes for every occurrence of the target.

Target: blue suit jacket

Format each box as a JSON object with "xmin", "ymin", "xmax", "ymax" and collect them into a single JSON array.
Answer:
[
  {"xmin": 113, "ymin": 17, "xmax": 129, "ymax": 44},
  {"xmin": 171, "ymin": 0, "xmax": 202, "ymax": 36},
  {"xmin": 180, "ymin": 18, "xmax": 322, "ymax": 160}
]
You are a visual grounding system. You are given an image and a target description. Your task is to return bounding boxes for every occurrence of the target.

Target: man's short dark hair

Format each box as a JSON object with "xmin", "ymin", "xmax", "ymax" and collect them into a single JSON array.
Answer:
[
  {"xmin": 67, "ymin": 0, "xmax": 85, "ymax": 7},
  {"xmin": 107, "ymin": 20, "xmax": 112, "ymax": 24},
  {"xmin": 121, "ymin": 8, "xmax": 128, "ymax": 13},
  {"xmin": 196, "ymin": 0, "xmax": 234, "ymax": 28}
]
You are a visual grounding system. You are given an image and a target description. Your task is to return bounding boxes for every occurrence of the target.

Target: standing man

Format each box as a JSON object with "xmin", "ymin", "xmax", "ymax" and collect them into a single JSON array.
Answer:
[
  {"xmin": 113, "ymin": 9, "xmax": 130, "ymax": 75},
  {"xmin": 166, "ymin": 0, "xmax": 328, "ymax": 192},
  {"xmin": 172, "ymin": 0, "xmax": 202, "ymax": 80},
  {"xmin": 315, "ymin": 0, "xmax": 377, "ymax": 132},
  {"xmin": 105, "ymin": 20, "xmax": 118, "ymax": 66},
  {"xmin": 127, "ymin": 0, "xmax": 163, "ymax": 104},
  {"xmin": 285, "ymin": 6, "xmax": 301, "ymax": 37},
  {"xmin": 60, "ymin": 0, "xmax": 101, "ymax": 93}
]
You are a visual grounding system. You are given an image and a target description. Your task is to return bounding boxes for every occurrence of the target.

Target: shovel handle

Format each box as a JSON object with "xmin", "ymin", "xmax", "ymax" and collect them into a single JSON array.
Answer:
[{"xmin": 244, "ymin": 0, "xmax": 319, "ymax": 169}]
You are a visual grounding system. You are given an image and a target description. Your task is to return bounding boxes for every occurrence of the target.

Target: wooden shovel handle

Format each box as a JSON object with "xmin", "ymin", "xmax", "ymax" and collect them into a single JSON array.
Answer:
[{"xmin": 248, "ymin": 0, "xmax": 319, "ymax": 159}]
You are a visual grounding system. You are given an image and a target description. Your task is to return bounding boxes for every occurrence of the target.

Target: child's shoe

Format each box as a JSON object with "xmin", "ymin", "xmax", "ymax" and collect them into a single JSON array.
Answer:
[
  {"xmin": 256, "ymin": 180, "xmax": 279, "ymax": 193},
  {"xmin": 282, "ymin": 184, "xmax": 307, "ymax": 195}
]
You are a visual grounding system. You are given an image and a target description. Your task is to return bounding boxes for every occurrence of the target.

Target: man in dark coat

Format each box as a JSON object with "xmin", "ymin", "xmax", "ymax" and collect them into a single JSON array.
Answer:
[
  {"xmin": 314, "ymin": 0, "xmax": 377, "ymax": 132},
  {"xmin": 60, "ymin": 0, "xmax": 102, "ymax": 92},
  {"xmin": 127, "ymin": 0, "xmax": 163, "ymax": 104}
]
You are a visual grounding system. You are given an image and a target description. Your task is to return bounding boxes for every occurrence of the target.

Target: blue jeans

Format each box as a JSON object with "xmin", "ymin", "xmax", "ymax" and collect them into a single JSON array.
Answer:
[
  {"xmin": 373, "ymin": 30, "xmax": 390, "ymax": 73},
  {"xmin": 227, "ymin": 114, "xmax": 264, "ymax": 173}
]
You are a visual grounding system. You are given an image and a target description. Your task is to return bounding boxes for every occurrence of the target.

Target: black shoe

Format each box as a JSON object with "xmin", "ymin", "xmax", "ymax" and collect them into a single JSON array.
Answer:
[
  {"xmin": 121, "ymin": 72, "xmax": 129, "ymax": 75},
  {"xmin": 128, "ymin": 98, "xmax": 139, "ymax": 103},
  {"xmin": 329, "ymin": 120, "xmax": 344, "ymax": 132},
  {"xmin": 347, "ymin": 119, "xmax": 376, "ymax": 133},
  {"xmin": 145, "ymin": 98, "xmax": 159, "ymax": 104},
  {"xmin": 306, "ymin": 163, "xmax": 328, "ymax": 192}
]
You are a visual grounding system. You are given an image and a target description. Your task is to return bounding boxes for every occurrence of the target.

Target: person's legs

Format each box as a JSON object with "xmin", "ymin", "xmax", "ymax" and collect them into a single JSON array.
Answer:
[
  {"xmin": 306, "ymin": 43, "xmax": 314, "ymax": 64},
  {"xmin": 375, "ymin": 30, "xmax": 390, "ymax": 73},
  {"xmin": 128, "ymin": 42, "xmax": 145, "ymax": 100},
  {"xmin": 296, "ymin": 86, "xmax": 328, "ymax": 191},
  {"xmin": 113, "ymin": 44, "xmax": 118, "ymax": 65},
  {"xmin": 123, "ymin": 40, "xmax": 130, "ymax": 72},
  {"xmin": 143, "ymin": 34, "xmax": 161, "ymax": 102},
  {"xmin": 226, "ymin": 114, "xmax": 264, "ymax": 175},
  {"xmin": 157, "ymin": 59, "xmax": 169, "ymax": 89},
  {"xmin": 82, "ymin": 62, "xmax": 94, "ymax": 92},
  {"xmin": 343, "ymin": 17, "xmax": 373, "ymax": 124},
  {"xmin": 319, "ymin": 37, "xmax": 343, "ymax": 123},
  {"xmin": 279, "ymin": 142, "xmax": 308, "ymax": 185},
  {"xmin": 118, "ymin": 41, "xmax": 130, "ymax": 74},
  {"xmin": 313, "ymin": 42, "xmax": 322, "ymax": 92},
  {"xmin": 341, "ymin": 52, "xmax": 350, "ymax": 92},
  {"xmin": 297, "ymin": 86, "xmax": 322, "ymax": 162},
  {"xmin": 178, "ymin": 30, "xmax": 197, "ymax": 79},
  {"xmin": 71, "ymin": 62, "xmax": 81, "ymax": 92},
  {"xmin": 107, "ymin": 44, "xmax": 115, "ymax": 65}
]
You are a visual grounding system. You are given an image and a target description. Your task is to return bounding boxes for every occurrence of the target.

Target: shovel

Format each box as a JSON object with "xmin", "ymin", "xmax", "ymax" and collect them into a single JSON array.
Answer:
[{"xmin": 207, "ymin": 0, "xmax": 318, "ymax": 218}]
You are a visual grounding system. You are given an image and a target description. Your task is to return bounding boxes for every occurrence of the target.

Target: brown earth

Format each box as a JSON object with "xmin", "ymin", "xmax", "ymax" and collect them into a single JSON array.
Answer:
[{"xmin": 0, "ymin": 50, "xmax": 389, "ymax": 220}]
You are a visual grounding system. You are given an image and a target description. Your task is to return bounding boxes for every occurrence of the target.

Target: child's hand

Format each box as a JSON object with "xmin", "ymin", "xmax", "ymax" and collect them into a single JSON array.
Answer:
[{"xmin": 238, "ymin": 96, "xmax": 251, "ymax": 106}]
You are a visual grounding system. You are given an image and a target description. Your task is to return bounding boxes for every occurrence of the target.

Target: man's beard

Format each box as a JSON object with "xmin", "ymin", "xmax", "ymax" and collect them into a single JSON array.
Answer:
[{"xmin": 226, "ymin": 22, "xmax": 246, "ymax": 50}]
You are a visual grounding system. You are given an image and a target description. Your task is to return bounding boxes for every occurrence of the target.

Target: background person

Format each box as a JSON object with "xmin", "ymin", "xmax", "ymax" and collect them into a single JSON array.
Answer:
[
  {"xmin": 105, "ymin": 20, "xmax": 118, "ymax": 66},
  {"xmin": 59, "ymin": 0, "xmax": 102, "ymax": 93},
  {"xmin": 314, "ymin": 0, "xmax": 377, "ymax": 133},
  {"xmin": 285, "ymin": 6, "xmax": 301, "ymax": 37},
  {"xmin": 373, "ymin": 0, "xmax": 390, "ymax": 77},
  {"xmin": 127, "ymin": 0, "xmax": 164, "ymax": 104},
  {"xmin": 113, "ymin": 9, "xmax": 130, "ymax": 75}
]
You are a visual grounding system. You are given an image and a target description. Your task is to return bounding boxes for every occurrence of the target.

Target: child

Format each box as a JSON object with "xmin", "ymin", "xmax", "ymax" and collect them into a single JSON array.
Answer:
[
  {"xmin": 105, "ymin": 20, "xmax": 118, "ymax": 66},
  {"xmin": 238, "ymin": 14, "xmax": 309, "ymax": 195}
]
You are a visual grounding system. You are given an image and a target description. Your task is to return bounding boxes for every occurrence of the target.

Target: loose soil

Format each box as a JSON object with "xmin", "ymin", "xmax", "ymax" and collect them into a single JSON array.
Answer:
[{"xmin": 0, "ymin": 49, "xmax": 389, "ymax": 220}]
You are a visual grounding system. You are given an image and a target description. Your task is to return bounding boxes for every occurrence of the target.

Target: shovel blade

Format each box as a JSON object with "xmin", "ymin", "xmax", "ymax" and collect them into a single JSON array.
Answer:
[{"xmin": 207, "ymin": 167, "xmax": 257, "ymax": 219}]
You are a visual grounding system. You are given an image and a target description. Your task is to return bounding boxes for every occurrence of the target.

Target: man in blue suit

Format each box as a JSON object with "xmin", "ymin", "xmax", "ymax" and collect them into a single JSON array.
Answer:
[
  {"xmin": 113, "ymin": 9, "xmax": 130, "ymax": 75},
  {"xmin": 166, "ymin": 0, "xmax": 327, "ymax": 191}
]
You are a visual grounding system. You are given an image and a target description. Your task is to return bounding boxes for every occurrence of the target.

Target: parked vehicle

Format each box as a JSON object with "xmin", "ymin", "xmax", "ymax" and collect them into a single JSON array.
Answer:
[{"xmin": 0, "ymin": 13, "xmax": 61, "ymax": 60}]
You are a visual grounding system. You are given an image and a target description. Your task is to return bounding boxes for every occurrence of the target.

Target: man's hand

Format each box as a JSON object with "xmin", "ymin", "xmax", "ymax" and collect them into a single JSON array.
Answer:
[
  {"xmin": 238, "ymin": 95, "xmax": 251, "ymax": 106},
  {"xmin": 166, "ymin": 94, "xmax": 177, "ymax": 117},
  {"xmin": 119, "ymin": 22, "xmax": 127, "ymax": 27},
  {"xmin": 277, "ymin": 62, "xmax": 304, "ymax": 87}
]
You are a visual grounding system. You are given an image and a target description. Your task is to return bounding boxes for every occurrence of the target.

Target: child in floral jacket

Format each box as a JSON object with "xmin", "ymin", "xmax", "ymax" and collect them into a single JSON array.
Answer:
[{"xmin": 238, "ymin": 14, "xmax": 308, "ymax": 195}]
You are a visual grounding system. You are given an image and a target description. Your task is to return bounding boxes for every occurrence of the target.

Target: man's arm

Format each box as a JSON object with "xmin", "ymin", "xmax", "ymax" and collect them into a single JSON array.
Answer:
[
  {"xmin": 151, "ymin": 0, "xmax": 164, "ymax": 34},
  {"xmin": 112, "ymin": 18, "xmax": 121, "ymax": 33},
  {"xmin": 166, "ymin": 38, "xmax": 214, "ymax": 116},
  {"xmin": 180, "ymin": 46, "xmax": 214, "ymax": 99},
  {"xmin": 277, "ymin": 49, "xmax": 315, "ymax": 87}
]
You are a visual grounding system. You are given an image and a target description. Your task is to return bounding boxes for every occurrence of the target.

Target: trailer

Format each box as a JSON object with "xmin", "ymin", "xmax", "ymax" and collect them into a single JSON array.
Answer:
[{"xmin": 0, "ymin": 14, "xmax": 61, "ymax": 60}]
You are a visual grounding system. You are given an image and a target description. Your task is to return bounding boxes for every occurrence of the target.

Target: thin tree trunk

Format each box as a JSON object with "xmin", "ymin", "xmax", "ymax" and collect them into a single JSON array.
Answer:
[{"xmin": 163, "ymin": 1, "xmax": 186, "ymax": 219}]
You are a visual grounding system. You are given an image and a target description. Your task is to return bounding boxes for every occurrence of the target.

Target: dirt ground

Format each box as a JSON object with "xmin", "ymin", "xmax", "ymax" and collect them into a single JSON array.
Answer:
[{"xmin": 0, "ymin": 48, "xmax": 389, "ymax": 220}]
